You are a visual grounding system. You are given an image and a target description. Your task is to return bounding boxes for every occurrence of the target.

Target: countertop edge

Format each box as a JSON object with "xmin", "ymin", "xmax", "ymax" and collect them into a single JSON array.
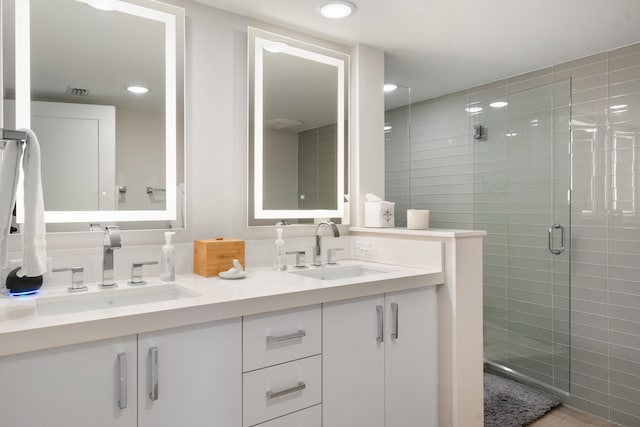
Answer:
[
  {"xmin": 1, "ymin": 270, "xmax": 443, "ymax": 357},
  {"xmin": 349, "ymin": 226, "xmax": 487, "ymax": 238}
]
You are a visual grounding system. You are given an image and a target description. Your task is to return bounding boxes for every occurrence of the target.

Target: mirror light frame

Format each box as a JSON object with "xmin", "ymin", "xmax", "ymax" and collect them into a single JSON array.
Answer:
[
  {"xmin": 14, "ymin": 0, "xmax": 179, "ymax": 223},
  {"xmin": 252, "ymin": 32, "xmax": 346, "ymax": 220}
]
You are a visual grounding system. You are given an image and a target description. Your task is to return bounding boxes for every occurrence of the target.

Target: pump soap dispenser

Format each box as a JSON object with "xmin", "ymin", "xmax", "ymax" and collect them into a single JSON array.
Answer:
[
  {"xmin": 160, "ymin": 231, "xmax": 176, "ymax": 281},
  {"xmin": 272, "ymin": 226, "xmax": 286, "ymax": 271}
]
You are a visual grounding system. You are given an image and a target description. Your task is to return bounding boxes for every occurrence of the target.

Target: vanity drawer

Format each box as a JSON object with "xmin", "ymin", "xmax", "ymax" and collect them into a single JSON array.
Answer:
[
  {"xmin": 255, "ymin": 405, "xmax": 321, "ymax": 427},
  {"xmin": 243, "ymin": 305, "xmax": 321, "ymax": 371},
  {"xmin": 243, "ymin": 355, "xmax": 321, "ymax": 427}
]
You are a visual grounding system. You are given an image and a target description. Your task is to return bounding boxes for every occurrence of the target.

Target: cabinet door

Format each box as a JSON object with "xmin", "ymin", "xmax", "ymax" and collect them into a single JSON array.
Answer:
[
  {"xmin": 0, "ymin": 336, "xmax": 137, "ymax": 427},
  {"xmin": 138, "ymin": 318, "xmax": 242, "ymax": 427},
  {"xmin": 385, "ymin": 287, "xmax": 438, "ymax": 427},
  {"xmin": 323, "ymin": 295, "xmax": 385, "ymax": 427}
]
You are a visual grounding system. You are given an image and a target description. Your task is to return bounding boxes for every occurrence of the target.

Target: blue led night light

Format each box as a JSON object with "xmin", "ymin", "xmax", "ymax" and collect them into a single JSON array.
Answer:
[{"xmin": 8, "ymin": 289, "xmax": 40, "ymax": 297}]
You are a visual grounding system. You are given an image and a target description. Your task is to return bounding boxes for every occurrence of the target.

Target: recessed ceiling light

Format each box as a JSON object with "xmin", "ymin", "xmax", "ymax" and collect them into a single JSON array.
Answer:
[
  {"xmin": 610, "ymin": 104, "xmax": 628, "ymax": 110},
  {"xmin": 384, "ymin": 125, "xmax": 393, "ymax": 131},
  {"xmin": 490, "ymin": 101, "xmax": 508, "ymax": 108},
  {"xmin": 127, "ymin": 86, "xmax": 149, "ymax": 94},
  {"xmin": 465, "ymin": 106, "xmax": 483, "ymax": 114},
  {"xmin": 320, "ymin": 1, "xmax": 356, "ymax": 19},
  {"xmin": 384, "ymin": 84, "xmax": 398, "ymax": 92},
  {"xmin": 264, "ymin": 42, "xmax": 288, "ymax": 53}
]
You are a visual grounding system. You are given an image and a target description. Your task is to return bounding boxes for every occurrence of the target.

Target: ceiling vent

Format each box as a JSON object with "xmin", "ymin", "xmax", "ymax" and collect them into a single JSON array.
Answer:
[{"xmin": 66, "ymin": 87, "xmax": 91, "ymax": 96}]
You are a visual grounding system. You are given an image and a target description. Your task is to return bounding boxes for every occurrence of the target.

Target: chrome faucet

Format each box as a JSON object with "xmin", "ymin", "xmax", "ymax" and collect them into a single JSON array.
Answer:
[
  {"xmin": 313, "ymin": 221, "xmax": 340, "ymax": 266},
  {"xmin": 101, "ymin": 226, "xmax": 121, "ymax": 288}
]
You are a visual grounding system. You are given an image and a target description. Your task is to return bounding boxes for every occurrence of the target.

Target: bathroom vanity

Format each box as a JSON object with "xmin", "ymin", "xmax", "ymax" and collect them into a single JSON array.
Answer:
[{"xmin": 0, "ymin": 261, "xmax": 442, "ymax": 427}]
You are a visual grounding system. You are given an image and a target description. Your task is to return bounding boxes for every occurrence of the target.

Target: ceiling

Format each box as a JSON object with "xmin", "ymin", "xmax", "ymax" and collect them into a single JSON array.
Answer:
[{"xmin": 193, "ymin": 0, "xmax": 640, "ymax": 105}]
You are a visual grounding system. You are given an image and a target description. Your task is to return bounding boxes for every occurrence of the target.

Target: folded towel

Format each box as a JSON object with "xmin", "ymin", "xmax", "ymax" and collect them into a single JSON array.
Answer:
[
  {"xmin": 0, "ymin": 139, "xmax": 23, "ymax": 269},
  {"xmin": 17, "ymin": 128, "xmax": 47, "ymax": 277}
]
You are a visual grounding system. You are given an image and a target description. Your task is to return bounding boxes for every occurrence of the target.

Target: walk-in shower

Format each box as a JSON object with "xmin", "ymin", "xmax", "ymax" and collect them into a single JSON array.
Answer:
[
  {"xmin": 385, "ymin": 79, "xmax": 573, "ymax": 396},
  {"xmin": 475, "ymin": 79, "xmax": 572, "ymax": 396}
]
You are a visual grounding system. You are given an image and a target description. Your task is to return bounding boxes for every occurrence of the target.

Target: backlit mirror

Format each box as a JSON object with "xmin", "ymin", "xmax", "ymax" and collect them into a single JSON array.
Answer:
[
  {"xmin": 6, "ymin": 0, "xmax": 184, "ymax": 228},
  {"xmin": 248, "ymin": 27, "xmax": 349, "ymax": 225}
]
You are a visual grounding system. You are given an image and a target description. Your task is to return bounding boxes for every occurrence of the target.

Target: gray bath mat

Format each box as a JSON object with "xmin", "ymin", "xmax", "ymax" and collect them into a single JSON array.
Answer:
[{"xmin": 484, "ymin": 373, "xmax": 561, "ymax": 426}]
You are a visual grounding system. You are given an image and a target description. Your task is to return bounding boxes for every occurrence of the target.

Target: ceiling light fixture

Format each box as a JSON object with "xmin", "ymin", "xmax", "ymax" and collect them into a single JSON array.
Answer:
[
  {"xmin": 320, "ymin": 1, "xmax": 356, "ymax": 19},
  {"xmin": 127, "ymin": 85, "xmax": 149, "ymax": 94},
  {"xmin": 264, "ymin": 42, "xmax": 288, "ymax": 53},
  {"xmin": 465, "ymin": 106, "xmax": 482, "ymax": 114},
  {"xmin": 610, "ymin": 104, "xmax": 628, "ymax": 110},
  {"xmin": 490, "ymin": 101, "xmax": 508, "ymax": 108},
  {"xmin": 384, "ymin": 84, "xmax": 398, "ymax": 92},
  {"xmin": 384, "ymin": 125, "xmax": 392, "ymax": 131},
  {"xmin": 77, "ymin": 0, "xmax": 117, "ymax": 11}
]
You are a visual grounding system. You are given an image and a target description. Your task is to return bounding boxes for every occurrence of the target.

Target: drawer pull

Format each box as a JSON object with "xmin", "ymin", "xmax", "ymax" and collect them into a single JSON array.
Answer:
[
  {"xmin": 266, "ymin": 330, "xmax": 306, "ymax": 344},
  {"xmin": 266, "ymin": 381, "xmax": 306, "ymax": 400}
]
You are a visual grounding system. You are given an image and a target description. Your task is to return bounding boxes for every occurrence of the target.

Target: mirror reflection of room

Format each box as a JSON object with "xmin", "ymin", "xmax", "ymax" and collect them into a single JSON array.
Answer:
[
  {"xmin": 29, "ymin": 0, "xmax": 166, "ymax": 212},
  {"xmin": 249, "ymin": 28, "xmax": 349, "ymax": 225},
  {"xmin": 262, "ymin": 48, "xmax": 338, "ymax": 211}
]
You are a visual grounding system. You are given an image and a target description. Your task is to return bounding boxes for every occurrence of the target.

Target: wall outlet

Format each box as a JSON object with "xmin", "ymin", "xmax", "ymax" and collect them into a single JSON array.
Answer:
[{"xmin": 354, "ymin": 240, "xmax": 373, "ymax": 257}]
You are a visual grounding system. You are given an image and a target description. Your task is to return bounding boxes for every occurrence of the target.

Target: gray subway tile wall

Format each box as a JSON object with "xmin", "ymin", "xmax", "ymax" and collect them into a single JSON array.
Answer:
[
  {"xmin": 385, "ymin": 41, "xmax": 640, "ymax": 425},
  {"xmin": 298, "ymin": 123, "xmax": 338, "ymax": 210}
]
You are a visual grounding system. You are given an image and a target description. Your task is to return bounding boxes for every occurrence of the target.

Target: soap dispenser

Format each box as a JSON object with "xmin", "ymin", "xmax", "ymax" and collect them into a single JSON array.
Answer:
[
  {"xmin": 160, "ymin": 231, "xmax": 176, "ymax": 281},
  {"xmin": 272, "ymin": 227, "xmax": 286, "ymax": 271}
]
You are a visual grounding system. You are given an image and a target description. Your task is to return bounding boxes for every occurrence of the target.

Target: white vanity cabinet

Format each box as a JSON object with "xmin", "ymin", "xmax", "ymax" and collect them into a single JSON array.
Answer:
[
  {"xmin": 323, "ymin": 286, "xmax": 438, "ymax": 427},
  {"xmin": 0, "ymin": 319, "xmax": 241, "ymax": 427},
  {"xmin": 137, "ymin": 318, "xmax": 242, "ymax": 427},
  {"xmin": 0, "ymin": 335, "xmax": 138, "ymax": 427}
]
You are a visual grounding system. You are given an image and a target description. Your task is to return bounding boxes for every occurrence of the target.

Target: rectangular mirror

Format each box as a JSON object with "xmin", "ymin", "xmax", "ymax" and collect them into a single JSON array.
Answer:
[
  {"xmin": 248, "ymin": 27, "xmax": 349, "ymax": 225},
  {"xmin": 4, "ymin": 0, "xmax": 184, "ymax": 227}
]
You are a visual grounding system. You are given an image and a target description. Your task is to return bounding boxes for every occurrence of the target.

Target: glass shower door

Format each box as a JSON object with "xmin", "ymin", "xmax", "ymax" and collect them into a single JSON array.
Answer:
[{"xmin": 478, "ymin": 79, "xmax": 572, "ymax": 394}]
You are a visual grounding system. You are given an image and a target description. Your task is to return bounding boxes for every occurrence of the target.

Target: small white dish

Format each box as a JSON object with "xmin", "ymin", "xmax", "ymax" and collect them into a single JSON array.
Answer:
[{"xmin": 219, "ymin": 271, "xmax": 248, "ymax": 280}]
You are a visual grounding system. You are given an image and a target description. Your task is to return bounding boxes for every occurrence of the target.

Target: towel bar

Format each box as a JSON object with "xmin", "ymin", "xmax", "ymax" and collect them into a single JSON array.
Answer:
[{"xmin": 146, "ymin": 186, "xmax": 166, "ymax": 194}]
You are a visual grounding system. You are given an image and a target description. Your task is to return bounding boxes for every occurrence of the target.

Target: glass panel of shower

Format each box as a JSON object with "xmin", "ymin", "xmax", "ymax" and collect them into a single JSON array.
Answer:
[
  {"xmin": 479, "ymin": 79, "xmax": 572, "ymax": 394},
  {"xmin": 385, "ymin": 86, "xmax": 412, "ymax": 227}
]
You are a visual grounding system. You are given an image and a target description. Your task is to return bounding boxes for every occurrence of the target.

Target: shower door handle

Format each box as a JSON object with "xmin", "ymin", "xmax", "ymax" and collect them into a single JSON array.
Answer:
[{"xmin": 548, "ymin": 223, "xmax": 565, "ymax": 255}]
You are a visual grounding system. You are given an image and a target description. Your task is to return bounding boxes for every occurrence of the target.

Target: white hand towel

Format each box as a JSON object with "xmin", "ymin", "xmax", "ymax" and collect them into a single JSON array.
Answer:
[
  {"xmin": 0, "ymin": 139, "xmax": 23, "ymax": 269},
  {"xmin": 17, "ymin": 128, "xmax": 47, "ymax": 277}
]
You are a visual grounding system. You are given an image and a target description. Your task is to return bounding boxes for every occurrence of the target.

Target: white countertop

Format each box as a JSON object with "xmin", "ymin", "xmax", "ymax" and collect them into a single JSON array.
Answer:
[{"xmin": 0, "ymin": 260, "xmax": 443, "ymax": 357}]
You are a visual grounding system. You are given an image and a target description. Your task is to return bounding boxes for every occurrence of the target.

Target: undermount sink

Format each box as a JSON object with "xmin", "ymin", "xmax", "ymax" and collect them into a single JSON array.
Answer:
[
  {"xmin": 36, "ymin": 284, "xmax": 199, "ymax": 316},
  {"xmin": 288, "ymin": 265, "xmax": 390, "ymax": 281}
]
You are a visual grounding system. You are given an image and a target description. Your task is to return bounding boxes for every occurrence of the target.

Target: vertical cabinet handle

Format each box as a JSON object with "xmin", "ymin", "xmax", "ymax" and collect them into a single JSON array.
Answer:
[
  {"xmin": 391, "ymin": 302, "xmax": 399, "ymax": 340},
  {"xmin": 376, "ymin": 305, "xmax": 384, "ymax": 343},
  {"xmin": 117, "ymin": 352, "xmax": 127, "ymax": 409},
  {"xmin": 149, "ymin": 347, "xmax": 159, "ymax": 401}
]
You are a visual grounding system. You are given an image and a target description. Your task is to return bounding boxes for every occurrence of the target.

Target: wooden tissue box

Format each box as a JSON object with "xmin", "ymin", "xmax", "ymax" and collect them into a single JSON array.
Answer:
[{"xmin": 194, "ymin": 238, "xmax": 245, "ymax": 277}]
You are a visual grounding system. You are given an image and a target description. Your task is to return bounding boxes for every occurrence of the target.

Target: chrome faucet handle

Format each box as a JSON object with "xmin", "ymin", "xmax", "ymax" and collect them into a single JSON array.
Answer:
[
  {"xmin": 129, "ymin": 261, "xmax": 158, "ymax": 286},
  {"xmin": 286, "ymin": 251, "xmax": 307, "ymax": 269},
  {"xmin": 53, "ymin": 266, "xmax": 87, "ymax": 293},
  {"xmin": 104, "ymin": 226, "xmax": 122, "ymax": 249},
  {"xmin": 327, "ymin": 248, "xmax": 344, "ymax": 265}
]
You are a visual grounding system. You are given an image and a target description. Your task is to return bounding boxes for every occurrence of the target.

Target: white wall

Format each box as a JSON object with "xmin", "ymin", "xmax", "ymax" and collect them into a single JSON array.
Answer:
[{"xmin": 116, "ymin": 107, "xmax": 166, "ymax": 211}]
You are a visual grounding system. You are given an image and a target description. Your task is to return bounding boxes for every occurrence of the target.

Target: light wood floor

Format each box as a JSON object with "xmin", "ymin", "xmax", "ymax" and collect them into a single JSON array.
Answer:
[{"xmin": 529, "ymin": 405, "xmax": 621, "ymax": 427}]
